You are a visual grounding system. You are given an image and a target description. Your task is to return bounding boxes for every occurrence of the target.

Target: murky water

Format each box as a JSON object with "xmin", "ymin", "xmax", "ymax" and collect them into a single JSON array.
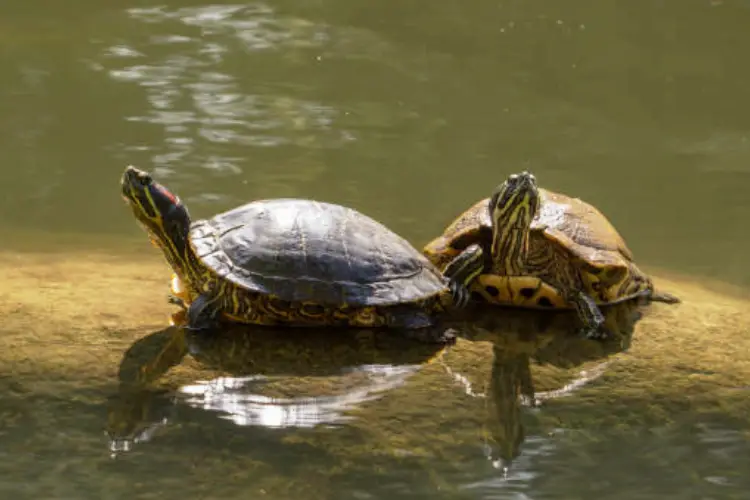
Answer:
[{"xmin": 2, "ymin": 1, "xmax": 750, "ymax": 499}]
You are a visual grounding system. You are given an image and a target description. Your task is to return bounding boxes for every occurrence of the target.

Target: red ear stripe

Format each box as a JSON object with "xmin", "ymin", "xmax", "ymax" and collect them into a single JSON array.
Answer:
[{"xmin": 155, "ymin": 183, "xmax": 179, "ymax": 205}]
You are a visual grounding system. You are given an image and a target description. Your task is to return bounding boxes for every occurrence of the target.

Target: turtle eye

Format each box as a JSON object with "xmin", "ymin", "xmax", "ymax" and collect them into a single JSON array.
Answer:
[{"xmin": 138, "ymin": 172, "xmax": 152, "ymax": 185}]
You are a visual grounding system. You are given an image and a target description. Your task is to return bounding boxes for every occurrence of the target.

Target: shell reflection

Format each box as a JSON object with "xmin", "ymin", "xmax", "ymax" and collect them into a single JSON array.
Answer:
[
  {"xmin": 107, "ymin": 297, "xmax": 645, "ymax": 467},
  {"xmin": 106, "ymin": 325, "xmax": 445, "ymax": 453},
  {"xmin": 179, "ymin": 364, "xmax": 419, "ymax": 428}
]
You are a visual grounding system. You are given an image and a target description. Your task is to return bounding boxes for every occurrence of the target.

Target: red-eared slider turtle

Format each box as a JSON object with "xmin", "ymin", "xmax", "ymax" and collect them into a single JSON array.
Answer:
[
  {"xmin": 423, "ymin": 171, "xmax": 679, "ymax": 338},
  {"xmin": 121, "ymin": 166, "xmax": 456, "ymax": 343}
]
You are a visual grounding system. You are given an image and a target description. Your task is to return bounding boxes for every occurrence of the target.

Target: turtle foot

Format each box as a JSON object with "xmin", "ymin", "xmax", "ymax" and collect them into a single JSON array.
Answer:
[
  {"xmin": 183, "ymin": 323, "xmax": 218, "ymax": 333},
  {"xmin": 183, "ymin": 314, "xmax": 221, "ymax": 333},
  {"xmin": 184, "ymin": 293, "xmax": 221, "ymax": 333},
  {"xmin": 578, "ymin": 324, "xmax": 612, "ymax": 341},
  {"xmin": 449, "ymin": 282, "xmax": 472, "ymax": 308}
]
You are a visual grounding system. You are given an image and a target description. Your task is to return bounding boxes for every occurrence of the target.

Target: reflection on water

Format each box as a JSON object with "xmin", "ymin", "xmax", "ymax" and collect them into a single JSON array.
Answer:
[
  {"xmin": 97, "ymin": 3, "xmax": 345, "ymax": 196},
  {"xmin": 451, "ymin": 299, "xmax": 640, "ymax": 476},
  {"xmin": 180, "ymin": 365, "xmax": 419, "ymax": 429},
  {"xmin": 107, "ymin": 299, "xmax": 642, "ymax": 481},
  {"xmin": 107, "ymin": 325, "xmax": 443, "ymax": 454}
]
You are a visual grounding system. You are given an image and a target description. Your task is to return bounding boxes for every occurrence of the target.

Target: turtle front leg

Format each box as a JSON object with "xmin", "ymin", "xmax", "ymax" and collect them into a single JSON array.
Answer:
[
  {"xmin": 569, "ymin": 292, "xmax": 608, "ymax": 339},
  {"xmin": 442, "ymin": 244, "xmax": 486, "ymax": 308},
  {"xmin": 185, "ymin": 293, "xmax": 221, "ymax": 332}
]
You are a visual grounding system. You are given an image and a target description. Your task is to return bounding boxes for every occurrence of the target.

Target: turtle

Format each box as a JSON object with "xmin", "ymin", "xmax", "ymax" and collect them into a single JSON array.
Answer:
[
  {"xmin": 120, "ymin": 165, "xmax": 456, "ymax": 344},
  {"xmin": 423, "ymin": 171, "xmax": 679, "ymax": 339}
]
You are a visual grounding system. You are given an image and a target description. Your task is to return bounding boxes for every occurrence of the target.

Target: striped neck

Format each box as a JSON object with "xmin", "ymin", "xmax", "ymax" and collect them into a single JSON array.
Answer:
[
  {"xmin": 491, "ymin": 227, "xmax": 529, "ymax": 275},
  {"xmin": 151, "ymin": 229, "xmax": 205, "ymax": 296}
]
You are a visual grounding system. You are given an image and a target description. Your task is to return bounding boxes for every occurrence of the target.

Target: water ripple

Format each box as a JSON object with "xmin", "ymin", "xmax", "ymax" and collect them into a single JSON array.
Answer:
[{"xmin": 94, "ymin": 3, "xmax": 349, "ymax": 185}]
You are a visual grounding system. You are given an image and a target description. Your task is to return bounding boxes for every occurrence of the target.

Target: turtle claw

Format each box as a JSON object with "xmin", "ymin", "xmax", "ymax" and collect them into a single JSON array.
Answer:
[
  {"xmin": 167, "ymin": 295, "xmax": 218, "ymax": 332},
  {"xmin": 183, "ymin": 312, "xmax": 220, "ymax": 332},
  {"xmin": 450, "ymin": 282, "xmax": 472, "ymax": 308},
  {"xmin": 185, "ymin": 293, "xmax": 221, "ymax": 332},
  {"xmin": 579, "ymin": 324, "xmax": 611, "ymax": 341},
  {"xmin": 183, "ymin": 323, "xmax": 216, "ymax": 333},
  {"xmin": 571, "ymin": 293, "xmax": 610, "ymax": 340}
]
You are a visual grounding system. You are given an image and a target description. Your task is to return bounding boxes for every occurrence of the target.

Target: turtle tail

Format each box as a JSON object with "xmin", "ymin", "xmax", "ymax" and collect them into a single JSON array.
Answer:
[{"xmin": 650, "ymin": 290, "xmax": 681, "ymax": 304}]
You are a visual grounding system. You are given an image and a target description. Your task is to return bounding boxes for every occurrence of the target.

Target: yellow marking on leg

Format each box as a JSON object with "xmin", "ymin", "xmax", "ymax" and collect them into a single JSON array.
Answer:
[{"xmin": 449, "ymin": 254, "xmax": 485, "ymax": 287}]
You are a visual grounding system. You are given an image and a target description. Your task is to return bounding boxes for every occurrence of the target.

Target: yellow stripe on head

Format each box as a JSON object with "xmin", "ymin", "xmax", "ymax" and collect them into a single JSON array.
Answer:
[{"xmin": 488, "ymin": 172, "xmax": 541, "ymax": 274}]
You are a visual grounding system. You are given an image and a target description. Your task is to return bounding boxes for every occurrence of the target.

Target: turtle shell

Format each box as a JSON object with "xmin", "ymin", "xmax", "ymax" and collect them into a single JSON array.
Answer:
[
  {"xmin": 428, "ymin": 189, "xmax": 634, "ymax": 269},
  {"xmin": 532, "ymin": 189, "xmax": 634, "ymax": 266},
  {"xmin": 422, "ymin": 198, "xmax": 492, "ymax": 270},
  {"xmin": 189, "ymin": 199, "xmax": 447, "ymax": 306}
]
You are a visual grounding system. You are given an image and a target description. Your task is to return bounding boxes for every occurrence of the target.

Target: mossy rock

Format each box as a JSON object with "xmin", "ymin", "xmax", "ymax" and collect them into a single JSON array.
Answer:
[{"xmin": 1, "ymin": 233, "xmax": 749, "ymax": 498}]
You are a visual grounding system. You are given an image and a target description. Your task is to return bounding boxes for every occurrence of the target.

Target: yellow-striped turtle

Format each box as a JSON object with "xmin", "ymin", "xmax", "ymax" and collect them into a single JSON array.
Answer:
[
  {"xmin": 423, "ymin": 171, "xmax": 679, "ymax": 338},
  {"xmin": 121, "ymin": 166, "xmax": 456, "ymax": 343}
]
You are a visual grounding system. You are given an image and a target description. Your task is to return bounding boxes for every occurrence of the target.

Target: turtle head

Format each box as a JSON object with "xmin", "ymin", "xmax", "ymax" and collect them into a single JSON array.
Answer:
[
  {"xmin": 488, "ymin": 171, "xmax": 540, "ymax": 274},
  {"xmin": 121, "ymin": 166, "xmax": 192, "ymax": 258}
]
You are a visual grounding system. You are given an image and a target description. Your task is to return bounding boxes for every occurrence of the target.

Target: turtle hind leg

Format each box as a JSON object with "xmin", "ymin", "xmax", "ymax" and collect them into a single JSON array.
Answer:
[
  {"xmin": 185, "ymin": 293, "xmax": 221, "ymax": 332},
  {"xmin": 570, "ymin": 291, "xmax": 609, "ymax": 340}
]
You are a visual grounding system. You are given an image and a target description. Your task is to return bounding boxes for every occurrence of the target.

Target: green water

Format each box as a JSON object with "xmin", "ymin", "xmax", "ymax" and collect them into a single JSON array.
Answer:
[{"xmin": 2, "ymin": 1, "xmax": 750, "ymax": 498}]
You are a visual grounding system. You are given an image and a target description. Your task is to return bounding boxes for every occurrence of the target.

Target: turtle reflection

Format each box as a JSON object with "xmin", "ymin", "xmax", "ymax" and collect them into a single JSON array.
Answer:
[
  {"xmin": 107, "ymin": 296, "xmax": 645, "ymax": 461},
  {"xmin": 106, "ymin": 324, "xmax": 448, "ymax": 453},
  {"xmin": 445, "ymin": 297, "xmax": 645, "ymax": 473}
]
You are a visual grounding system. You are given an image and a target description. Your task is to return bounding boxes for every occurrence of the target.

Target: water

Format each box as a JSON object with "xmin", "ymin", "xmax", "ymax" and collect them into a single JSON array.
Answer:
[{"xmin": 1, "ymin": 1, "xmax": 750, "ymax": 498}]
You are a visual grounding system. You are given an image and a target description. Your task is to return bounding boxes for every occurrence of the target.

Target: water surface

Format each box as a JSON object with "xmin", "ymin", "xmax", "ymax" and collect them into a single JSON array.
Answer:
[{"xmin": 1, "ymin": 1, "xmax": 750, "ymax": 498}]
